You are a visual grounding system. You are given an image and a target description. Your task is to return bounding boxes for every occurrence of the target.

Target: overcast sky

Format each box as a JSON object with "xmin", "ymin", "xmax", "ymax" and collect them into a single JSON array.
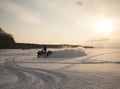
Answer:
[{"xmin": 0, "ymin": 0, "xmax": 120, "ymax": 47}]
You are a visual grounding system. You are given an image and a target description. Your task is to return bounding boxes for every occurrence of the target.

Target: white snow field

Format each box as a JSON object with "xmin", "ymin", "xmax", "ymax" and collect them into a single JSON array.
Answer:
[{"xmin": 0, "ymin": 47, "xmax": 120, "ymax": 89}]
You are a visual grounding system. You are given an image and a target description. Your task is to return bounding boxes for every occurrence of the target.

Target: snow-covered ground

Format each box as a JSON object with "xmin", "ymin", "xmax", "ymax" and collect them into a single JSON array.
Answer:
[{"xmin": 0, "ymin": 47, "xmax": 120, "ymax": 89}]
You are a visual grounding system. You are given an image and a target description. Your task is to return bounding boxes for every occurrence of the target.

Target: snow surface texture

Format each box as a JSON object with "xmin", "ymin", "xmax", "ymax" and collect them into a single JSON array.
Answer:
[{"xmin": 0, "ymin": 47, "xmax": 120, "ymax": 89}]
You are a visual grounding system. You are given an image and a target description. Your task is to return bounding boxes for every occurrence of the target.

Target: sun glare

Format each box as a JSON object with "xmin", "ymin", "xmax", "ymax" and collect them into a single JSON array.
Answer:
[{"xmin": 96, "ymin": 19, "xmax": 114, "ymax": 34}]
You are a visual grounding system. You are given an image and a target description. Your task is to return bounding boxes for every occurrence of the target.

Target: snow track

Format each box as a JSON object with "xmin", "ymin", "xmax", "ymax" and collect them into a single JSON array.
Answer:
[
  {"xmin": 0, "ymin": 62, "xmax": 120, "ymax": 89},
  {"xmin": 0, "ymin": 63, "xmax": 67, "ymax": 89},
  {"xmin": 0, "ymin": 48, "xmax": 120, "ymax": 89}
]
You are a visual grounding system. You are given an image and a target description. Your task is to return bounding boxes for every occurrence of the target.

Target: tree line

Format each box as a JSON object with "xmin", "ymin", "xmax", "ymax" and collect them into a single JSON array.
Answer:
[{"xmin": 0, "ymin": 28, "xmax": 15, "ymax": 48}]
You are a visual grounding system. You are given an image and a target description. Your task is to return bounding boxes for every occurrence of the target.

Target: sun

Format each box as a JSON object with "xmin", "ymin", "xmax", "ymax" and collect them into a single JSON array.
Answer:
[{"xmin": 96, "ymin": 19, "xmax": 114, "ymax": 34}]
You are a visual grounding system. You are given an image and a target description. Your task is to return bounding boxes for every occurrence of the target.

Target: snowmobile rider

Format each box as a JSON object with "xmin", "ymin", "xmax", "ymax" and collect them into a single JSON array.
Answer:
[{"xmin": 43, "ymin": 45, "xmax": 47, "ymax": 53}]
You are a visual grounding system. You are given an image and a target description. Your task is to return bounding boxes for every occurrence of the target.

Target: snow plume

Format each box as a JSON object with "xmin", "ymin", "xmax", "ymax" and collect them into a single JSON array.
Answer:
[{"xmin": 49, "ymin": 47, "xmax": 86, "ymax": 58}]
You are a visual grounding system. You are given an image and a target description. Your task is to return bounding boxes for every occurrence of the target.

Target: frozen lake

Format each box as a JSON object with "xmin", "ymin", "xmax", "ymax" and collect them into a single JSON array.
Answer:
[{"xmin": 0, "ymin": 47, "xmax": 120, "ymax": 89}]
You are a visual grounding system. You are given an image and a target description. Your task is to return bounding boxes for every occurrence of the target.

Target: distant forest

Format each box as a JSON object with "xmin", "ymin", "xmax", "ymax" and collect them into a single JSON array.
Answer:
[
  {"xmin": 0, "ymin": 28, "xmax": 15, "ymax": 48},
  {"xmin": 0, "ymin": 28, "xmax": 80, "ymax": 49}
]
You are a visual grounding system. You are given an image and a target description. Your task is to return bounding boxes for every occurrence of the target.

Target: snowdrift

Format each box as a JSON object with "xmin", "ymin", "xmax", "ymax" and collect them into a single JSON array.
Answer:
[{"xmin": 48, "ymin": 47, "xmax": 86, "ymax": 58}]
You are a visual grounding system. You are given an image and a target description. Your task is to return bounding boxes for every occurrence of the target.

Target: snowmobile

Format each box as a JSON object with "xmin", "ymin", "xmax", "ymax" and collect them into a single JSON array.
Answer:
[{"xmin": 37, "ymin": 50, "xmax": 52, "ymax": 58}]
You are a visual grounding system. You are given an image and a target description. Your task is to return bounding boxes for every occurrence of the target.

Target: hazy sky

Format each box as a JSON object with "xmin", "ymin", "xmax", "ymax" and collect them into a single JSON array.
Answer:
[{"xmin": 0, "ymin": 0, "xmax": 120, "ymax": 47}]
